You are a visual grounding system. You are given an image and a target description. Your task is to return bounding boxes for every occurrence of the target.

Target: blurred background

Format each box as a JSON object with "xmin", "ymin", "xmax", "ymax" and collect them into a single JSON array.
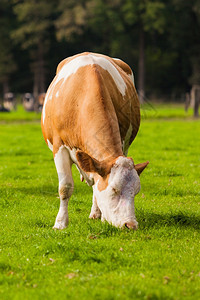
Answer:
[{"xmin": 0, "ymin": 0, "xmax": 200, "ymax": 115}]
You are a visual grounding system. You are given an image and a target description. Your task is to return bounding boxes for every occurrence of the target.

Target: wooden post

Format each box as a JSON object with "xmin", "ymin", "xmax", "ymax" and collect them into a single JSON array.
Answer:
[{"xmin": 193, "ymin": 86, "xmax": 200, "ymax": 118}]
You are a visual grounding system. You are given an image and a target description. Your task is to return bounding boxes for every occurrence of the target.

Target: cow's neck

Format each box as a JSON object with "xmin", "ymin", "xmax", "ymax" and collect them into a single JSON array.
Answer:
[
  {"xmin": 80, "ymin": 109, "xmax": 123, "ymax": 162},
  {"xmin": 82, "ymin": 136, "xmax": 123, "ymax": 162}
]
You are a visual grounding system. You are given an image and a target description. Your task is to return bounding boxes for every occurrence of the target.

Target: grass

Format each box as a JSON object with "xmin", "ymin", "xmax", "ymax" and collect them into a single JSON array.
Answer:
[
  {"xmin": 0, "ymin": 103, "xmax": 200, "ymax": 299},
  {"xmin": 0, "ymin": 105, "xmax": 41, "ymax": 122}
]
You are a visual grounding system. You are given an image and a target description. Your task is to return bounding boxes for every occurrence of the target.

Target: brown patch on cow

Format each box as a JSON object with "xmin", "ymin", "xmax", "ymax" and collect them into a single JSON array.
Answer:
[
  {"xmin": 76, "ymin": 150, "xmax": 113, "ymax": 178},
  {"xmin": 111, "ymin": 58, "xmax": 132, "ymax": 76},
  {"xmin": 97, "ymin": 173, "xmax": 110, "ymax": 192},
  {"xmin": 38, "ymin": 93, "xmax": 46, "ymax": 106},
  {"xmin": 95, "ymin": 156, "xmax": 121, "ymax": 192}
]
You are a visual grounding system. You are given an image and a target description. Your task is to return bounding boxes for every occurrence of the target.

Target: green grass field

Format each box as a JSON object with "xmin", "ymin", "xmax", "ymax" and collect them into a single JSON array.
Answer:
[{"xmin": 0, "ymin": 103, "xmax": 200, "ymax": 299}]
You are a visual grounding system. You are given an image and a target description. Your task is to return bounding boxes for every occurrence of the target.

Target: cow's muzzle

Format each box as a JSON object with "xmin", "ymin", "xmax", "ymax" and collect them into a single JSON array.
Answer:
[{"xmin": 125, "ymin": 221, "xmax": 138, "ymax": 230}]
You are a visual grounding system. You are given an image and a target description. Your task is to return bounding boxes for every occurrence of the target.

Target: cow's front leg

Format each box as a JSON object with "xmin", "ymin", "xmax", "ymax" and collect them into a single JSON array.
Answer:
[
  {"xmin": 89, "ymin": 190, "xmax": 101, "ymax": 219},
  {"xmin": 53, "ymin": 145, "xmax": 74, "ymax": 229}
]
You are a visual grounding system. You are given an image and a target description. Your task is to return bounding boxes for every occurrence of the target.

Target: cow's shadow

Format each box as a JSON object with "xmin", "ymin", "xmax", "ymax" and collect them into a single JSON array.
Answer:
[{"xmin": 137, "ymin": 210, "xmax": 200, "ymax": 230}]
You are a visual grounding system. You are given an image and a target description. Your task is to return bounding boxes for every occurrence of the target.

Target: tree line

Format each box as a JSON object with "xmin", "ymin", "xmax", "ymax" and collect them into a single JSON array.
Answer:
[{"xmin": 0, "ymin": 0, "xmax": 200, "ymax": 102}]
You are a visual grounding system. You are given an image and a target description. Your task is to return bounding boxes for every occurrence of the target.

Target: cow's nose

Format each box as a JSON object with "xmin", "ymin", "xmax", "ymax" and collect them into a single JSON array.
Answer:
[{"xmin": 125, "ymin": 222, "xmax": 138, "ymax": 230}]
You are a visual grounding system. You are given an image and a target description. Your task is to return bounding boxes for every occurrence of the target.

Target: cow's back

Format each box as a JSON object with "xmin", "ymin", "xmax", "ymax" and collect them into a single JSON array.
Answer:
[{"xmin": 41, "ymin": 53, "xmax": 140, "ymax": 159}]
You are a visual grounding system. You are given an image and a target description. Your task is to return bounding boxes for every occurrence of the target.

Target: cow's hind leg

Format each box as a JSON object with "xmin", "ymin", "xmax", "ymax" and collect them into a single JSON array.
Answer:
[
  {"xmin": 53, "ymin": 145, "xmax": 74, "ymax": 229},
  {"xmin": 89, "ymin": 190, "xmax": 101, "ymax": 219}
]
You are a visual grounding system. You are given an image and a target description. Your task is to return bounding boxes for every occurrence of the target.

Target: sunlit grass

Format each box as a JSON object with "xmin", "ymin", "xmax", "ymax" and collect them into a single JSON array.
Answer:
[
  {"xmin": 141, "ymin": 102, "xmax": 194, "ymax": 119},
  {"xmin": 0, "ymin": 101, "xmax": 194, "ymax": 123},
  {"xmin": 0, "ymin": 105, "xmax": 41, "ymax": 122},
  {"xmin": 0, "ymin": 103, "xmax": 200, "ymax": 299}
]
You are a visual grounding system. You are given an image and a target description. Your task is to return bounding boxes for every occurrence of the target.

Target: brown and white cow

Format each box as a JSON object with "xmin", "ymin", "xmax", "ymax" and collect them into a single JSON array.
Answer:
[
  {"xmin": 3, "ymin": 93, "xmax": 16, "ymax": 111},
  {"xmin": 41, "ymin": 52, "xmax": 148, "ymax": 230}
]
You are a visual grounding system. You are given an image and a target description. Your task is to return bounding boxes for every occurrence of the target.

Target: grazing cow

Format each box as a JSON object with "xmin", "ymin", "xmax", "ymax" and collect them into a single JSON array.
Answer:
[
  {"xmin": 3, "ymin": 93, "xmax": 16, "ymax": 111},
  {"xmin": 23, "ymin": 93, "xmax": 46, "ymax": 112},
  {"xmin": 41, "ymin": 52, "xmax": 149, "ymax": 230},
  {"xmin": 23, "ymin": 93, "xmax": 35, "ymax": 111}
]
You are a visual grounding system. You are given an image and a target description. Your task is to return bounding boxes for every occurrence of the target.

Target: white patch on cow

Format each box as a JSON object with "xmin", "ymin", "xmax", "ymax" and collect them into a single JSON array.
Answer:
[
  {"xmin": 129, "ymin": 72, "xmax": 135, "ymax": 85},
  {"xmin": 55, "ymin": 54, "xmax": 127, "ymax": 96},
  {"xmin": 65, "ymin": 146, "xmax": 94, "ymax": 186},
  {"xmin": 56, "ymin": 91, "xmax": 59, "ymax": 98},
  {"xmin": 65, "ymin": 146, "xmax": 77, "ymax": 164},
  {"xmin": 54, "ymin": 145, "xmax": 66, "ymax": 182},
  {"xmin": 42, "ymin": 92, "xmax": 49, "ymax": 123},
  {"xmin": 42, "ymin": 87, "xmax": 53, "ymax": 123},
  {"xmin": 95, "ymin": 56, "xmax": 127, "ymax": 96},
  {"xmin": 47, "ymin": 139, "xmax": 53, "ymax": 152},
  {"xmin": 89, "ymin": 188, "xmax": 102, "ymax": 219},
  {"xmin": 93, "ymin": 156, "xmax": 140, "ymax": 228},
  {"xmin": 53, "ymin": 145, "xmax": 74, "ymax": 229}
]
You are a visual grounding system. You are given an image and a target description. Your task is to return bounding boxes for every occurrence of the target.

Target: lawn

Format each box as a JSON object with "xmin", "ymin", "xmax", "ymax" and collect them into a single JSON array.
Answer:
[{"xmin": 0, "ymin": 103, "xmax": 200, "ymax": 300}]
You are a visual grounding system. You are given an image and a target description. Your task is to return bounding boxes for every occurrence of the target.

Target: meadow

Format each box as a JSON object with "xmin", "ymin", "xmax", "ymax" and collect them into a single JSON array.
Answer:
[{"xmin": 0, "ymin": 103, "xmax": 200, "ymax": 300}]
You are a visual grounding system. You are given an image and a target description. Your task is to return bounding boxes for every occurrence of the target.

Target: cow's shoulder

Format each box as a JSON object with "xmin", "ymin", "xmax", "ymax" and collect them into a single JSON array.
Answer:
[
  {"xmin": 56, "ymin": 52, "xmax": 92, "ymax": 75},
  {"xmin": 108, "ymin": 57, "xmax": 132, "ymax": 76},
  {"xmin": 56, "ymin": 57, "xmax": 72, "ymax": 74}
]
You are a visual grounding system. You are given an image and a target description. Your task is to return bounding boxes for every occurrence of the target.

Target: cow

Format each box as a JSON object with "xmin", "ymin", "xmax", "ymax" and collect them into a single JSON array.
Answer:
[
  {"xmin": 23, "ymin": 93, "xmax": 35, "ymax": 111},
  {"xmin": 41, "ymin": 52, "xmax": 149, "ymax": 230},
  {"xmin": 23, "ymin": 93, "xmax": 46, "ymax": 112},
  {"xmin": 3, "ymin": 93, "xmax": 16, "ymax": 111}
]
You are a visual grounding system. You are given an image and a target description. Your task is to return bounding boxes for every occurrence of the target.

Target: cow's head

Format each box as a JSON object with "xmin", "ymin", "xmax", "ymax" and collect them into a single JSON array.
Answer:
[{"xmin": 76, "ymin": 151, "xmax": 149, "ymax": 229}]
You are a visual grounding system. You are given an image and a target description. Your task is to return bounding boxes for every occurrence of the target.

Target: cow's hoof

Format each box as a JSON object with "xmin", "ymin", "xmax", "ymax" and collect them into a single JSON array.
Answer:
[
  {"xmin": 53, "ymin": 223, "xmax": 67, "ymax": 230},
  {"xmin": 89, "ymin": 212, "xmax": 101, "ymax": 219}
]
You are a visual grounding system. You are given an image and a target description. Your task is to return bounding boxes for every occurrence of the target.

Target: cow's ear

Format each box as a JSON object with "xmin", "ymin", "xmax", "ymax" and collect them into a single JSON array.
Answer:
[
  {"xmin": 135, "ymin": 161, "xmax": 149, "ymax": 176},
  {"xmin": 76, "ymin": 150, "xmax": 110, "ymax": 177}
]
